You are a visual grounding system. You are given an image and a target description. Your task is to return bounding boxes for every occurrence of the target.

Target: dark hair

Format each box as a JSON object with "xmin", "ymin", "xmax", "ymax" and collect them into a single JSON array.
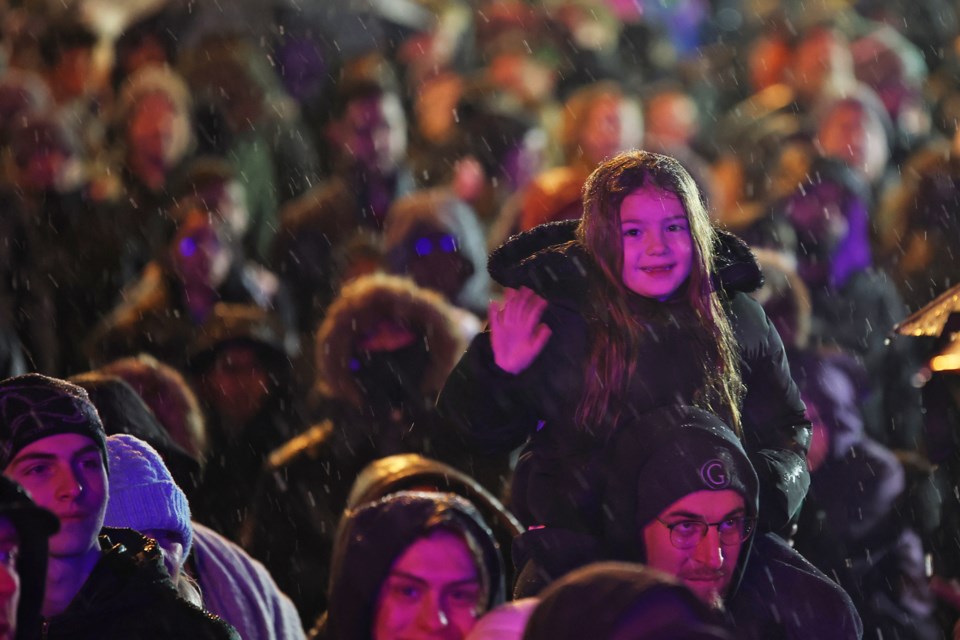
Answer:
[
  {"xmin": 39, "ymin": 17, "xmax": 98, "ymax": 67},
  {"xmin": 575, "ymin": 151, "xmax": 743, "ymax": 436}
]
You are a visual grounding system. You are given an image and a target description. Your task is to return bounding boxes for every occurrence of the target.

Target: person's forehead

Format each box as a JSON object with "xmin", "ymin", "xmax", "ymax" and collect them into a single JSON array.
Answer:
[
  {"xmin": 658, "ymin": 489, "xmax": 745, "ymax": 519},
  {"xmin": 620, "ymin": 188, "xmax": 685, "ymax": 220},
  {"xmin": 390, "ymin": 529, "xmax": 479, "ymax": 580},
  {"xmin": 9, "ymin": 433, "xmax": 100, "ymax": 463}
]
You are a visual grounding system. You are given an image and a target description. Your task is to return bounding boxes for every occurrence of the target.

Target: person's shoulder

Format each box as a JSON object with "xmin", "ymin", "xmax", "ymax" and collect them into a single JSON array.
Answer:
[
  {"xmin": 73, "ymin": 529, "xmax": 240, "ymax": 638},
  {"xmin": 489, "ymin": 220, "xmax": 593, "ymax": 306},
  {"xmin": 713, "ymin": 231, "xmax": 763, "ymax": 295}
]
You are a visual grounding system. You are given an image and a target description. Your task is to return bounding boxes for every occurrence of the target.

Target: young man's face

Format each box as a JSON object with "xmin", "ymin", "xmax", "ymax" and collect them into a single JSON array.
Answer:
[
  {"xmin": 642, "ymin": 489, "xmax": 747, "ymax": 609},
  {"xmin": 373, "ymin": 529, "xmax": 483, "ymax": 640},
  {"xmin": 5, "ymin": 434, "xmax": 107, "ymax": 559},
  {"xmin": 0, "ymin": 517, "xmax": 19, "ymax": 640},
  {"xmin": 334, "ymin": 93, "xmax": 407, "ymax": 176}
]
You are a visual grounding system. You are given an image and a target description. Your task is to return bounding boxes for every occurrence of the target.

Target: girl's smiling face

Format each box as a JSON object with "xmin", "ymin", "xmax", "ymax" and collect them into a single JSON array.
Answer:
[{"xmin": 619, "ymin": 187, "xmax": 694, "ymax": 300}]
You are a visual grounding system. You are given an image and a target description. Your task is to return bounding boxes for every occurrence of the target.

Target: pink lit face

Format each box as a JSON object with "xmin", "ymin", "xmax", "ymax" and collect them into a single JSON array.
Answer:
[
  {"xmin": 620, "ymin": 188, "xmax": 694, "ymax": 300},
  {"xmin": 372, "ymin": 529, "xmax": 483, "ymax": 640},
  {"xmin": 642, "ymin": 490, "xmax": 746, "ymax": 609},
  {"xmin": 0, "ymin": 518, "xmax": 19, "ymax": 640},
  {"xmin": 5, "ymin": 434, "xmax": 106, "ymax": 559}
]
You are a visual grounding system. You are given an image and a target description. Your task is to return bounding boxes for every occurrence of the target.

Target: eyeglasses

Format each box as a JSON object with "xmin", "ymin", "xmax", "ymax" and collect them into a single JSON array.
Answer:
[{"xmin": 655, "ymin": 516, "xmax": 756, "ymax": 550}]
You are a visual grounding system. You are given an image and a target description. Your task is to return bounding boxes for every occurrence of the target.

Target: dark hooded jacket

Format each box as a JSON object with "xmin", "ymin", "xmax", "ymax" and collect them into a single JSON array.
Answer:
[
  {"xmin": 437, "ymin": 220, "xmax": 811, "ymax": 536},
  {"xmin": 312, "ymin": 491, "xmax": 505, "ymax": 640},
  {"xmin": 40, "ymin": 527, "xmax": 238, "ymax": 640}
]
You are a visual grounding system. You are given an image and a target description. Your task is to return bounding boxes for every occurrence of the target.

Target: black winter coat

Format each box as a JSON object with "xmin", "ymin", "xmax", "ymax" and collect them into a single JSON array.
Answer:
[
  {"xmin": 437, "ymin": 221, "xmax": 811, "ymax": 534},
  {"xmin": 40, "ymin": 528, "xmax": 239, "ymax": 640}
]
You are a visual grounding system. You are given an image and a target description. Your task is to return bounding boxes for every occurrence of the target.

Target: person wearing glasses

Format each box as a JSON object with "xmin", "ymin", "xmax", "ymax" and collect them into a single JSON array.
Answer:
[{"xmin": 602, "ymin": 405, "xmax": 862, "ymax": 638}]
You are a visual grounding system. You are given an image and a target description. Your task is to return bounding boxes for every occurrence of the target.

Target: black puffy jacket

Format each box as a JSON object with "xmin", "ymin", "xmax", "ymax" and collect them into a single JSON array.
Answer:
[{"xmin": 437, "ymin": 220, "xmax": 811, "ymax": 535}]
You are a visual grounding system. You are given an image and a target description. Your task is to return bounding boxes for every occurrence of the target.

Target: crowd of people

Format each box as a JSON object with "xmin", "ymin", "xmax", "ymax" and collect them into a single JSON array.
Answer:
[{"xmin": 1, "ymin": 0, "xmax": 960, "ymax": 637}]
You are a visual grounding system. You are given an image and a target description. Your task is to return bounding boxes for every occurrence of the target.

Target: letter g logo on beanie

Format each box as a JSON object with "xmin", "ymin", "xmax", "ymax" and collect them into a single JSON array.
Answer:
[{"xmin": 699, "ymin": 459, "xmax": 730, "ymax": 489}]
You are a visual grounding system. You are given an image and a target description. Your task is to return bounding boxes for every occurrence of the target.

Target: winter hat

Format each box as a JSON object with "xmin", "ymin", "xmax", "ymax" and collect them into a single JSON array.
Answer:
[
  {"xmin": 633, "ymin": 421, "xmax": 758, "ymax": 535},
  {"xmin": 104, "ymin": 434, "xmax": 193, "ymax": 563},
  {"xmin": 602, "ymin": 405, "xmax": 758, "ymax": 562},
  {"xmin": 0, "ymin": 373, "xmax": 107, "ymax": 471}
]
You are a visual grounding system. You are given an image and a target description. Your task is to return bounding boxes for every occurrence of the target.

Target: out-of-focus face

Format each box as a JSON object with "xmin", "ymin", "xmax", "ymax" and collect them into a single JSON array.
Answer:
[
  {"xmin": 405, "ymin": 230, "xmax": 473, "ymax": 302},
  {"xmin": 337, "ymin": 94, "xmax": 408, "ymax": 176},
  {"xmin": 372, "ymin": 529, "xmax": 483, "ymax": 640},
  {"xmin": 51, "ymin": 48, "xmax": 93, "ymax": 102},
  {"xmin": 748, "ymin": 34, "xmax": 791, "ymax": 91},
  {"xmin": 646, "ymin": 92, "xmax": 698, "ymax": 148},
  {"xmin": 817, "ymin": 102, "xmax": 888, "ymax": 183},
  {"xmin": 579, "ymin": 95, "xmax": 628, "ymax": 167},
  {"xmin": 170, "ymin": 217, "xmax": 232, "ymax": 291},
  {"xmin": 414, "ymin": 73, "xmax": 464, "ymax": 144},
  {"xmin": 620, "ymin": 187, "xmax": 693, "ymax": 300},
  {"xmin": 0, "ymin": 517, "xmax": 19, "ymax": 640},
  {"xmin": 126, "ymin": 92, "xmax": 180, "ymax": 186},
  {"xmin": 141, "ymin": 528, "xmax": 185, "ymax": 581},
  {"xmin": 642, "ymin": 490, "xmax": 747, "ymax": 609},
  {"xmin": 5, "ymin": 434, "xmax": 107, "ymax": 559},
  {"xmin": 790, "ymin": 30, "xmax": 845, "ymax": 105},
  {"xmin": 784, "ymin": 180, "xmax": 848, "ymax": 286},
  {"xmin": 199, "ymin": 345, "xmax": 271, "ymax": 427}
]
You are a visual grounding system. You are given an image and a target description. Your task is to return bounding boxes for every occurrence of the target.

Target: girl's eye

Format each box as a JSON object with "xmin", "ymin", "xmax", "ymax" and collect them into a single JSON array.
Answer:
[
  {"xmin": 623, "ymin": 228, "xmax": 641, "ymax": 237},
  {"xmin": 667, "ymin": 223, "xmax": 688, "ymax": 232}
]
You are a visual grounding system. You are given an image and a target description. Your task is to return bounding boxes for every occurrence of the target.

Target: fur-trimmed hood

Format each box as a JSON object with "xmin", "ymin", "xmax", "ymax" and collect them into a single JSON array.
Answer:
[
  {"xmin": 314, "ymin": 274, "xmax": 466, "ymax": 407},
  {"xmin": 487, "ymin": 219, "xmax": 763, "ymax": 307}
]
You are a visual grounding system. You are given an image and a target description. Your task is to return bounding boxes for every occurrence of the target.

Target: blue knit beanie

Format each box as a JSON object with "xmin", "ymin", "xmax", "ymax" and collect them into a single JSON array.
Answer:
[{"xmin": 103, "ymin": 434, "xmax": 193, "ymax": 564}]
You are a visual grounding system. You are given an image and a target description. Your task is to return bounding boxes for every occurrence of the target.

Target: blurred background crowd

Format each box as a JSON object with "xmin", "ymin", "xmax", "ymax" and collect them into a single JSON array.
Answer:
[{"xmin": 2, "ymin": 0, "xmax": 960, "ymax": 636}]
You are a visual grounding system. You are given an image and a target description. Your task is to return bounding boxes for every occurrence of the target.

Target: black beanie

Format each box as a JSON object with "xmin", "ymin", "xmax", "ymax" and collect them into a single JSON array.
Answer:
[
  {"xmin": 633, "ymin": 421, "xmax": 758, "ymax": 536},
  {"xmin": 0, "ymin": 374, "xmax": 108, "ymax": 471},
  {"xmin": 603, "ymin": 406, "xmax": 758, "ymax": 562}
]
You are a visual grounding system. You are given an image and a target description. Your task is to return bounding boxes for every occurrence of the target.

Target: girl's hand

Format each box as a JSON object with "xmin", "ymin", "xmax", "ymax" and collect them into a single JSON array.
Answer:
[{"xmin": 489, "ymin": 287, "xmax": 553, "ymax": 374}]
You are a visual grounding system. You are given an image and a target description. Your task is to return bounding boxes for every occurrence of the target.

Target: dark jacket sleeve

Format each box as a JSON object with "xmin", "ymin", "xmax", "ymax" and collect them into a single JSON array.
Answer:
[
  {"xmin": 436, "ymin": 331, "xmax": 542, "ymax": 454},
  {"xmin": 729, "ymin": 293, "xmax": 812, "ymax": 534},
  {"xmin": 730, "ymin": 532, "xmax": 863, "ymax": 639}
]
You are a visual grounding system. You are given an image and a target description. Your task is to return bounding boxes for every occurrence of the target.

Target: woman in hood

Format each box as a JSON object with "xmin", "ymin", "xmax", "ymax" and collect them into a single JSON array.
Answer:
[{"xmin": 315, "ymin": 491, "xmax": 505, "ymax": 640}]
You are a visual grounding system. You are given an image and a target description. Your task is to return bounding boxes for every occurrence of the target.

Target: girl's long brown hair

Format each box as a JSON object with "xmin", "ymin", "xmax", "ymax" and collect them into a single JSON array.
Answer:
[{"xmin": 574, "ymin": 150, "xmax": 744, "ymax": 437}]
